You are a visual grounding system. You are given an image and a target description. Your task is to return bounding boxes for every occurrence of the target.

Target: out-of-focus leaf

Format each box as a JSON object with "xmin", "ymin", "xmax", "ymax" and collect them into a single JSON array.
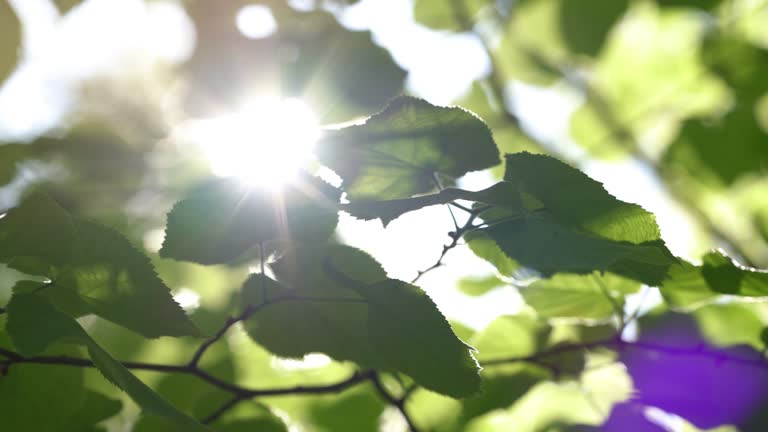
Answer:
[
  {"xmin": 701, "ymin": 33, "xmax": 768, "ymax": 99},
  {"xmin": 655, "ymin": 0, "xmax": 721, "ymax": 9},
  {"xmin": 497, "ymin": 0, "xmax": 627, "ymax": 86},
  {"xmin": 184, "ymin": 3, "xmax": 405, "ymax": 123},
  {"xmin": 5, "ymin": 292, "xmax": 209, "ymax": 431},
  {"xmin": 413, "ymin": 0, "xmax": 492, "ymax": 31},
  {"xmin": 279, "ymin": 8, "xmax": 407, "ymax": 124},
  {"xmin": 521, "ymin": 273, "xmax": 639, "ymax": 320},
  {"xmin": 520, "ymin": 273, "xmax": 640, "ymax": 319},
  {"xmin": 460, "ymin": 364, "xmax": 548, "ymax": 425},
  {"xmin": 694, "ymin": 303, "xmax": 765, "ymax": 349},
  {"xmin": 242, "ymin": 245, "xmax": 482, "ymax": 398},
  {"xmin": 559, "ymin": 0, "xmax": 629, "ymax": 57},
  {"xmin": 660, "ymin": 250, "xmax": 768, "ymax": 308},
  {"xmin": 0, "ymin": 345, "xmax": 87, "ymax": 431},
  {"xmin": 54, "ymin": 0, "xmax": 82, "ymax": 14},
  {"xmin": 570, "ymin": 6, "xmax": 727, "ymax": 158},
  {"xmin": 0, "ymin": 0, "xmax": 20, "ymax": 86},
  {"xmin": 316, "ymin": 96, "xmax": 500, "ymax": 200},
  {"xmin": 458, "ymin": 274, "xmax": 507, "ymax": 297},
  {"xmin": 479, "ymin": 153, "xmax": 676, "ymax": 284},
  {"xmin": 160, "ymin": 175, "xmax": 339, "ymax": 264},
  {"xmin": 0, "ymin": 144, "xmax": 28, "ymax": 186},
  {"xmin": 0, "ymin": 194, "xmax": 199, "ymax": 338},
  {"xmin": 58, "ymin": 389, "xmax": 123, "ymax": 432},
  {"xmin": 306, "ymin": 384, "xmax": 386, "ymax": 432},
  {"xmin": 663, "ymin": 104, "xmax": 768, "ymax": 186}
]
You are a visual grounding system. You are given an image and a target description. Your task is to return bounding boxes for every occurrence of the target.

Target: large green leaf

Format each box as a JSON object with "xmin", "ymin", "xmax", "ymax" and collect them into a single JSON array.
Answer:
[
  {"xmin": 5, "ymin": 292, "xmax": 209, "ymax": 431},
  {"xmin": 0, "ymin": 0, "xmax": 20, "ymax": 86},
  {"xmin": 520, "ymin": 273, "xmax": 640, "ymax": 320},
  {"xmin": 660, "ymin": 250, "xmax": 768, "ymax": 308},
  {"xmin": 161, "ymin": 175, "xmax": 339, "ymax": 264},
  {"xmin": 316, "ymin": 96, "xmax": 500, "ymax": 200},
  {"xmin": 0, "ymin": 194, "xmax": 198, "ymax": 338},
  {"xmin": 242, "ymin": 245, "xmax": 482, "ymax": 398},
  {"xmin": 471, "ymin": 153, "xmax": 676, "ymax": 284}
]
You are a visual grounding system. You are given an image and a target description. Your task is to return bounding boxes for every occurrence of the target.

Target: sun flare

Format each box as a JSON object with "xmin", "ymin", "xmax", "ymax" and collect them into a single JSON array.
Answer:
[{"xmin": 182, "ymin": 97, "xmax": 320, "ymax": 188}]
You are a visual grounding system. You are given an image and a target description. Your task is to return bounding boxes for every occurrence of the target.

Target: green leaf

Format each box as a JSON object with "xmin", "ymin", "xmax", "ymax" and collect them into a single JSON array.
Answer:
[
  {"xmin": 663, "ymin": 103, "xmax": 768, "ymax": 186},
  {"xmin": 161, "ymin": 175, "xmax": 339, "ymax": 264},
  {"xmin": 458, "ymin": 274, "xmax": 507, "ymax": 297},
  {"xmin": 465, "ymin": 230, "xmax": 521, "ymax": 277},
  {"xmin": 655, "ymin": 0, "xmax": 721, "ymax": 9},
  {"xmin": 460, "ymin": 365, "xmax": 548, "ymax": 425},
  {"xmin": 316, "ymin": 96, "xmax": 500, "ymax": 200},
  {"xmin": 5, "ymin": 292, "xmax": 209, "ymax": 431},
  {"xmin": 520, "ymin": 273, "xmax": 640, "ymax": 320},
  {"xmin": 363, "ymin": 278, "xmax": 482, "ymax": 398},
  {"xmin": 0, "ymin": 144, "xmax": 28, "ymax": 186},
  {"xmin": 0, "ymin": 0, "xmax": 20, "ymax": 86},
  {"xmin": 413, "ymin": 0, "xmax": 492, "ymax": 31},
  {"xmin": 0, "ymin": 194, "xmax": 199, "ymax": 338},
  {"xmin": 306, "ymin": 385, "xmax": 386, "ymax": 432},
  {"xmin": 0, "ymin": 347, "xmax": 87, "ymax": 431},
  {"xmin": 559, "ymin": 0, "xmax": 629, "ymax": 57},
  {"xmin": 660, "ymin": 250, "xmax": 768, "ymax": 308},
  {"xmin": 483, "ymin": 153, "xmax": 676, "ymax": 284},
  {"xmin": 59, "ymin": 389, "xmax": 123, "ymax": 432},
  {"xmin": 242, "ymin": 245, "xmax": 482, "ymax": 398}
]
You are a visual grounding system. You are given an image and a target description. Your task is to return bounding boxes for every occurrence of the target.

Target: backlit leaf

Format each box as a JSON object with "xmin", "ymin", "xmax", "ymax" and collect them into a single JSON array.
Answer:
[
  {"xmin": 521, "ymin": 273, "xmax": 640, "ymax": 320},
  {"xmin": 161, "ymin": 175, "xmax": 339, "ymax": 264},
  {"xmin": 0, "ymin": 194, "xmax": 198, "ymax": 338},
  {"xmin": 316, "ymin": 96, "xmax": 500, "ymax": 200},
  {"xmin": 660, "ymin": 250, "xmax": 768, "ymax": 308},
  {"xmin": 242, "ymin": 245, "xmax": 482, "ymax": 398}
]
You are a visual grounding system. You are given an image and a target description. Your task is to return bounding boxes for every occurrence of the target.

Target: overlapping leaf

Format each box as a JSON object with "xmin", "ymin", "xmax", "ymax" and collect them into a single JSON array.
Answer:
[
  {"xmin": 0, "ymin": 194, "xmax": 198, "ymax": 338},
  {"xmin": 5, "ymin": 292, "xmax": 209, "ymax": 431},
  {"xmin": 480, "ymin": 153, "xmax": 676, "ymax": 284},
  {"xmin": 520, "ymin": 273, "xmax": 640, "ymax": 320},
  {"xmin": 161, "ymin": 175, "xmax": 340, "ymax": 264},
  {"xmin": 660, "ymin": 250, "xmax": 768, "ymax": 308},
  {"xmin": 241, "ymin": 244, "xmax": 482, "ymax": 398},
  {"xmin": 316, "ymin": 96, "xmax": 500, "ymax": 200}
]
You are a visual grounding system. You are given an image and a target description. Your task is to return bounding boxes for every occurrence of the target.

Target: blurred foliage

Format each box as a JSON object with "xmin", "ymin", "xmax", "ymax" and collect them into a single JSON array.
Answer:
[{"xmin": 2, "ymin": 0, "xmax": 768, "ymax": 431}]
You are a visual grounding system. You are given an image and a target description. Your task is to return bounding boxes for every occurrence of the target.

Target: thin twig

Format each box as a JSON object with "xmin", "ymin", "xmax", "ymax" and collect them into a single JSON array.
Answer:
[
  {"xmin": 370, "ymin": 372, "xmax": 420, "ymax": 432},
  {"xmin": 202, "ymin": 396, "xmax": 244, "ymax": 424},
  {"xmin": 411, "ymin": 210, "xmax": 481, "ymax": 284}
]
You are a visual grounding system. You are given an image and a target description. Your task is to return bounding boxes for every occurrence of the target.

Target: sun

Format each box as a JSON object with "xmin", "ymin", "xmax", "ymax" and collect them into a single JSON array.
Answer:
[{"xmin": 181, "ymin": 97, "xmax": 320, "ymax": 188}]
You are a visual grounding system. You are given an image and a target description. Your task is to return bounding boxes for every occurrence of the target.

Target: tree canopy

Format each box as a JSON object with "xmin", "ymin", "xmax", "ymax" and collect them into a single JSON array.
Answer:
[{"xmin": 2, "ymin": 0, "xmax": 768, "ymax": 431}]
